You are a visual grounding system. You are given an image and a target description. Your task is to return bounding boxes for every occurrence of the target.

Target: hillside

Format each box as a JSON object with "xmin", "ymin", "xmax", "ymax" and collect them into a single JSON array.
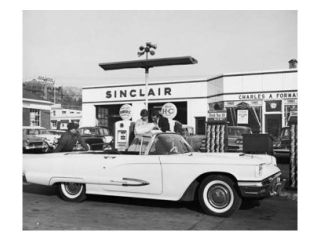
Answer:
[{"xmin": 23, "ymin": 78, "xmax": 82, "ymax": 110}]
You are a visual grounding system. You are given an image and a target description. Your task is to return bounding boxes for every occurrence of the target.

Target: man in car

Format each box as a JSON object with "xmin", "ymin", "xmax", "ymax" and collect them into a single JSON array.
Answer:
[{"xmin": 54, "ymin": 123, "xmax": 89, "ymax": 152}]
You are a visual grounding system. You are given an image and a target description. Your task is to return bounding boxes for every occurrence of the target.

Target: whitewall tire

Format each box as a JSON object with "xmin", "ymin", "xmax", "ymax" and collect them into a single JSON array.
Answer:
[
  {"xmin": 198, "ymin": 175, "xmax": 242, "ymax": 217},
  {"xmin": 58, "ymin": 183, "xmax": 86, "ymax": 202}
]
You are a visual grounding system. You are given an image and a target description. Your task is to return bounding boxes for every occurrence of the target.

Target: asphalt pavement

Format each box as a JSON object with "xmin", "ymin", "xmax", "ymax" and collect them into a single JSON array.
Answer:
[{"xmin": 23, "ymin": 182, "xmax": 297, "ymax": 230}]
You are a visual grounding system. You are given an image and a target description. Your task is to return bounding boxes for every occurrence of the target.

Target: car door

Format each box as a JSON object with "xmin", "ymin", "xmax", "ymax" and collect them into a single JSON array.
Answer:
[{"xmin": 100, "ymin": 136, "xmax": 162, "ymax": 195}]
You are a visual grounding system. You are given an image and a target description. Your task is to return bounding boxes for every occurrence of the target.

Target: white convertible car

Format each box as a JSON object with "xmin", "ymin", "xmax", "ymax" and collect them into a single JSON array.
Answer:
[{"xmin": 23, "ymin": 132, "xmax": 281, "ymax": 217}]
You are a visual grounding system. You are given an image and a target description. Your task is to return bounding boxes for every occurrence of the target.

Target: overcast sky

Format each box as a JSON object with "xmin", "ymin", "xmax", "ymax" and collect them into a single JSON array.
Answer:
[{"xmin": 23, "ymin": 10, "xmax": 297, "ymax": 87}]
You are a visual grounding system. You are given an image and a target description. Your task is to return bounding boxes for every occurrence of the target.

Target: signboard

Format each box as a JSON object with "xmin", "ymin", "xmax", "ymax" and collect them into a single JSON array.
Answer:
[
  {"xmin": 119, "ymin": 104, "xmax": 132, "ymax": 120},
  {"xmin": 266, "ymin": 100, "xmax": 282, "ymax": 112},
  {"xmin": 237, "ymin": 109, "xmax": 249, "ymax": 124},
  {"xmin": 82, "ymin": 81, "xmax": 207, "ymax": 103},
  {"xmin": 208, "ymin": 110, "xmax": 227, "ymax": 122},
  {"xmin": 161, "ymin": 103, "xmax": 177, "ymax": 119},
  {"xmin": 290, "ymin": 111, "xmax": 297, "ymax": 117},
  {"xmin": 238, "ymin": 91, "xmax": 297, "ymax": 100}
]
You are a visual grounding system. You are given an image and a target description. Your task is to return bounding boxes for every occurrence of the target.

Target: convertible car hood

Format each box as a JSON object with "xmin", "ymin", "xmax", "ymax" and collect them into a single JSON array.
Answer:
[{"xmin": 190, "ymin": 152, "xmax": 275, "ymax": 166}]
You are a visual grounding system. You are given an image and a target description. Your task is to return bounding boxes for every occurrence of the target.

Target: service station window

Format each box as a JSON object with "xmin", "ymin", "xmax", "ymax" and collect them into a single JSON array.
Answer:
[
  {"xmin": 30, "ymin": 109, "xmax": 40, "ymax": 126},
  {"xmin": 284, "ymin": 105, "xmax": 297, "ymax": 126}
]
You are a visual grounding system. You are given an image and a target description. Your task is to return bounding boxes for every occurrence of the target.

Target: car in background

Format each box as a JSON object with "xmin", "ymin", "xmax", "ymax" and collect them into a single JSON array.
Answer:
[
  {"xmin": 23, "ymin": 126, "xmax": 50, "ymax": 153},
  {"xmin": 37, "ymin": 129, "xmax": 65, "ymax": 150},
  {"xmin": 182, "ymin": 125, "xmax": 195, "ymax": 137},
  {"xmin": 227, "ymin": 126, "xmax": 252, "ymax": 152},
  {"xmin": 273, "ymin": 126, "xmax": 291, "ymax": 158},
  {"xmin": 182, "ymin": 125, "xmax": 206, "ymax": 152},
  {"xmin": 75, "ymin": 126, "xmax": 114, "ymax": 151}
]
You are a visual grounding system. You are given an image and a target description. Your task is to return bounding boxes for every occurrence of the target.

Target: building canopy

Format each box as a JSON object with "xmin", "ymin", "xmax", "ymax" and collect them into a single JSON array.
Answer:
[{"xmin": 99, "ymin": 56, "xmax": 198, "ymax": 71}]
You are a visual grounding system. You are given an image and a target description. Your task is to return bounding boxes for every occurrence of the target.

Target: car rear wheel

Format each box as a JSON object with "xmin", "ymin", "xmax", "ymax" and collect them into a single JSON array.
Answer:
[
  {"xmin": 198, "ymin": 175, "xmax": 242, "ymax": 217},
  {"xmin": 58, "ymin": 183, "xmax": 86, "ymax": 202}
]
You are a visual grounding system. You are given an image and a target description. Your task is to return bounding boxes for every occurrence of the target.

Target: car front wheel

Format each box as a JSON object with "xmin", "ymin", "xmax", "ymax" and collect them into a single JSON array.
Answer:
[
  {"xmin": 58, "ymin": 183, "xmax": 86, "ymax": 202},
  {"xmin": 198, "ymin": 175, "xmax": 242, "ymax": 217}
]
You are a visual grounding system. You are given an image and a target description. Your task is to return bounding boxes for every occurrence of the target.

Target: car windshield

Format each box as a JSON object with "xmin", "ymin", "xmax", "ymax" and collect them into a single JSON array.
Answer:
[
  {"xmin": 98, "ymin": 128, "xmax": 110, "ymax": 136},
  {"xmin": 48, "ymin": 130, "xmax": 64, "ymax": 135},
  {"xmin": 228, "ymin": 127, "xmax": 251, "ymax": 136},
  {"xmin": 79, "ymin": 128, "xmax": 98, "ymax": 136},
  {"xmin": 149, "ymin": 134, "xmax": 193, "ymax": 155},
  {"xmin": 38, "ymin": 130, "xmax": 51, "ymax": 134},
  {"xmin": 25, "ymin": 129, "xmax": 42, "ymax": 135},
  {"xmin": 127, "ymin": 136, "xmax": 151, "ymax": 154}
]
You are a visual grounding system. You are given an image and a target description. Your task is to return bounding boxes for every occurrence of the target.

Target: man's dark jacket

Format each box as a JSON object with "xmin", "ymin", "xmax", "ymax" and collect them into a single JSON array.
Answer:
[
  {"xmin": 54, "ymin": 131, "xmax": 88, "ymax": 152},
  {"xmin": 158, "ymin": 115, "xmax": 170, "ymax": 132}
]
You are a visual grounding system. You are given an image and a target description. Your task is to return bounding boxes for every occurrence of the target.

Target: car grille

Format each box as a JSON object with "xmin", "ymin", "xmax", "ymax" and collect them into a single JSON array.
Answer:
[{"xmin": 29, "ymin": 142, "xmax": 43, "ymax": 147}]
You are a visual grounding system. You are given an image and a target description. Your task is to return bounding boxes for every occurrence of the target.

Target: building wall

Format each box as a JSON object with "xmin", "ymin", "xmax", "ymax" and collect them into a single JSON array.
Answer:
[
  {"xmin": 187, "ymin": 99, "xmax": 208, "ymax": 127},
  {"xmin": 23, "ymin": 98, "xmax": 53, "ymax": 128},
  {"xmin": 81, "ymin": 70, "xmax": 297, "ymax": 134},
  {"xmin": 41, "ymin": 110, "xmax": 51, "ymax": 129},
  {"xmin": 50, "ymin": 105, "xmax": 82, "ymax": 129},
  {"xmin": 81, "ymin": 104, "xmax": 96, "ymax": 127},
  {"xmin": 23, "ymin": 108, "xmax": 30, "ymax": 126}
]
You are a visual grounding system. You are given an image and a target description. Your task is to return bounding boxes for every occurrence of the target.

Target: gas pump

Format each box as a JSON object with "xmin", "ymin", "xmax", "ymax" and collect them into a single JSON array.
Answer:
[
  {"xmin": 114, "ymin": 104, "xmax": 132, "ymax": 151},
  {"xmin": 206, "ymin": 110, "xmax": 228, "ymax": 152}
]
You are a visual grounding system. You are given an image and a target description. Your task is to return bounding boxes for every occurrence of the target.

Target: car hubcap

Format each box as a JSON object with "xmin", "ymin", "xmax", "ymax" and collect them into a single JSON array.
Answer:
[
  {"xmin": 64, "ymin": 183, "xmax": 82, "ymax": 195},
  {"xmin": 207, "ymin": 184, "xmax": 231, "ymax": 209}
]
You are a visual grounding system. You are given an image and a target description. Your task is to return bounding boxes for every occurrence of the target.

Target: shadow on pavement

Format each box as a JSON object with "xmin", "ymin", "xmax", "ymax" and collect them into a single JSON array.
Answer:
[
  {"xmin": 23, "ymin": 183, "xmax": 57, "ymax": 196},
  {"xmin": 87, "ymin": 194, "xmax": 201, "ymax": 212},
  {"xmin": 240, "ymin": 199, "xmax": 261, "ymax": 210},
  {"xmin": 23, "ymin": 183, "xmax": 202, "ymax": 213}
]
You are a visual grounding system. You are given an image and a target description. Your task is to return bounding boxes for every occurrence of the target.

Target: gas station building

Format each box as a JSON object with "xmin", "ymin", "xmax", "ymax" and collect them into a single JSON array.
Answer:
[{"xmin": 81, "ymin": 68, "xmax": 297, "ymax": 138}]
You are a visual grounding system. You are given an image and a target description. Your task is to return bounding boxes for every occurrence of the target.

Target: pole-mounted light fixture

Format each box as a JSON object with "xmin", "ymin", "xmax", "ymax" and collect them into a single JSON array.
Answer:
[{"xmin": 137, "ymin": 42, "xmax": 157, "ymax": 110}]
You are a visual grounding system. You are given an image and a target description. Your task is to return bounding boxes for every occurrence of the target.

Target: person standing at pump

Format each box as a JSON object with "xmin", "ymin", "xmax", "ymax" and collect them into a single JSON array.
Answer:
[
  {"xmin": 54, "ymin": 123, "xmax": 89, "ymax": 152},
  {"xmin": 151, "ymin": 110, "xmax": 170, "ymax": 132},
  {"xmin": 134, "ymin": 109, "xmax": 149, "ymax": 135},
  {"xmin": 134, "ymin": 109, "xmax": 154, "ymax": 136}
]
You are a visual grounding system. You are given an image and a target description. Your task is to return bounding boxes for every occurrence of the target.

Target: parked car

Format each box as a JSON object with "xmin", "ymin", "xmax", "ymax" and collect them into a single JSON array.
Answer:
[
  {"xmin": 23, "ymin": 127, "xmax": 65, "ymax": 153},
  {"xmin": 23, "ymin": 127, "xmax": 49, "ymax": 153},
  {"xmin": 227, "ymin": 126, "xmax": 252, "ymax": 152},
  {"xmin": 273, "ymin": 126, "xmax": 291, "ymax": 158},
  {"xmin": 75, "ymin": 126, "xmax": 114, "ymax": 151},
  {"xmin": 37, "ymin": 129, "xmax": 65, "ymax": 150},
  {"xmin": 182, "ymin": 125, "xmax": 205, "ymax": 152},
  {"xmin": 23, "ymin": 131, "xmax": 281, "ymax": 217},
  {"xmin": 182, "ymin": 125, "xmax": 195, "ymax": 137}
]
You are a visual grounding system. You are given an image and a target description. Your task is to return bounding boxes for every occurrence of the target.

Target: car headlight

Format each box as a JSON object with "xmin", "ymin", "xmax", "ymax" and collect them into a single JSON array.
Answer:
[
  {"xmin": 273, "ymin": 142, "xmax": 281, "ymax": 148},
  {"xmin": 235, "ymin": 139, "xmax": 243, "ymax": 144},
  {"xmin": 103, "ymin": 136, "xmax": 113, "ymax": 143}
]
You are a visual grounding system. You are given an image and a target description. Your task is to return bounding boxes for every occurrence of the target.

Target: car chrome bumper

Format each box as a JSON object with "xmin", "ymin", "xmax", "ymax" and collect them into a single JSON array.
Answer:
[
  {"xmin": 238, "ymin": 172, "xmax": 282, "ymax": 198},
  {"xmin": 25, "ymin": 144, "xmax": 46, "ymax": 150}
]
